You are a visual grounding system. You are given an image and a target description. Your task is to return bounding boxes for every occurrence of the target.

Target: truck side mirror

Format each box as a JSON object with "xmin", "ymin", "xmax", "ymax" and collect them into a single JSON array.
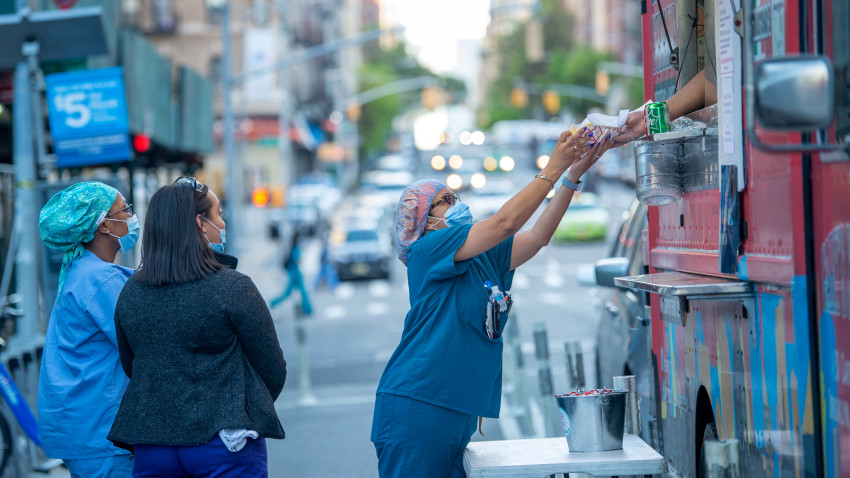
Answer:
[
  {"xmin": 595, "ymin": 257, "xmax": 630, "ymax": 288},
  {"xmin": 755, "ymin": 56, "xmax": 834, "ymax": 131}
]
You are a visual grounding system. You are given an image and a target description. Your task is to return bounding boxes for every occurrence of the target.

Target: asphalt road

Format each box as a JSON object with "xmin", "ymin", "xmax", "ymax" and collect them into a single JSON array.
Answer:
[{"xmin": 235, "ymin": 176, "xmax": 637, "ymax": 477}]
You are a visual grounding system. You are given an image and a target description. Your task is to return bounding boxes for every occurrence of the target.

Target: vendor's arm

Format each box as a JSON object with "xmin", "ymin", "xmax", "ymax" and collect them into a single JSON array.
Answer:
[
  {"xmin": 453, "ymin": 130, "xmax": 591, "ymax": 262},
  {"xmin": 615, "ymin": 70, "xmax": 713, "ymax": 144},
  {"xmin": 510, "ymin": 138, "xmax": 614, "ymax": 269}
]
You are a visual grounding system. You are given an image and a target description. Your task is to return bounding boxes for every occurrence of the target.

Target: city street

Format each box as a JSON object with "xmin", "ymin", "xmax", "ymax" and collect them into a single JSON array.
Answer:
[{"xmin": 231, "ymin": 178, "xmax": 638, "ymax": 477}]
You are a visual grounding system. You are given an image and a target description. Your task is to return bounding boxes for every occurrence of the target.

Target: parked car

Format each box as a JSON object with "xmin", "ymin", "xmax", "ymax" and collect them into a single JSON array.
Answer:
[
  {"xmin": 553, "ymin": 192, "xmax": 610, "ymax": 242},
  {"xmin": 577, "ymin": 199, "xmax": 657, "ymax": 448},
  {"xmin": 286, "ymin": 200, "xmax": 322, "ymax": 236},
  {"xmin": 361, "ymin": 170, "xmax": 416, "ymax": 209},
  {"xmin": 327, "ymin": 225, "xmax": 394, "ymax": 281},
  {"xmin": 616, "ymin": 143, "xmax": 637, "ymax": 186}
]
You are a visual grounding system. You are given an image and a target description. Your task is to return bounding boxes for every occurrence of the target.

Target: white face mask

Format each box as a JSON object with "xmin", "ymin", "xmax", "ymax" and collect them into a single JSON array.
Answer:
[
  {"xmin": 428, "ymin": 201, "xmax": 474, "ymax": 229},
  {"xmin": 104, "ymin": 215, "xmax": 141, "ymax": 254},
  {"xmin": 204, "ymin": 217, "xmax": 226, "ymax": 253}
]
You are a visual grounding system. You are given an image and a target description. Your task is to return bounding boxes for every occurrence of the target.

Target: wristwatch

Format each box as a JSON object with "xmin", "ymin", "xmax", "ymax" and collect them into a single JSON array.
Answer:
[{"xmin": 561, "ymin": 175, "xmax": 582, "ymax": 191}]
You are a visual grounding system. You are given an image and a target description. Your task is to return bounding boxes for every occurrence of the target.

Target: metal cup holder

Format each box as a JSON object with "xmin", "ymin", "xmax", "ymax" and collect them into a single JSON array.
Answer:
[
  {"xmin": 634, "ymin": 129, "xmax": 719, "ymax": 206},
  {"xmin": 682, "ymin": 135, "xmax": 719, "ymax": 191}
]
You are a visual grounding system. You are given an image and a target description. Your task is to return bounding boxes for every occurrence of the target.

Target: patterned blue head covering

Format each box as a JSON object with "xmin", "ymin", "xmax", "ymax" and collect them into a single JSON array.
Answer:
[
  {"xmin": 395, "ymin": 179, "xmax": 447, "ymax": 265},
  {"xmin": 39, "ymin": 181, "xmax": 119, "ymax": 299}
]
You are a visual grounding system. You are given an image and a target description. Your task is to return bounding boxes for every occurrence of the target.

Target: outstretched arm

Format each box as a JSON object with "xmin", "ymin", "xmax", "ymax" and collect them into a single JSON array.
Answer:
[
  {"xmin": 510, "ymin": 138, "xmax": 615, "ymax": 270},
  {"xmin": 453, "ymin": 129, "xmax": 592, "ymax": 262},
  {"xmin": 614, "ymin": 70, "xmax": 710, "ymax": 144}
]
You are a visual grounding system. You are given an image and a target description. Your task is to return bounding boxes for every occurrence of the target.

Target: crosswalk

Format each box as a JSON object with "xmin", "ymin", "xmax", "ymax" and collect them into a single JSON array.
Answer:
[{"xmin": 307, "ymin": 255, "xmax": 590, "ymax": 321}]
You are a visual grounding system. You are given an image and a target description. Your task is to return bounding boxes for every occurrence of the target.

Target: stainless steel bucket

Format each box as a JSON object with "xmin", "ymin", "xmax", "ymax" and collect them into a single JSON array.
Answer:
[
  {"xmin": 555, "ymin": 390, "xmax": 627, "ymax": 452},
  {"xmin": 681, "ymin": 136, "xmax": 719, "ymax": 191},
  {"xmin": 634, "ymin": 141, "xmax": 683, "ymax": 206}
]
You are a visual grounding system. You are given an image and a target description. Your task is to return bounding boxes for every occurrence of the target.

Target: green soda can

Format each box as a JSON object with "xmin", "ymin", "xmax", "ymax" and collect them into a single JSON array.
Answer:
[{"xmin": 645, "ymin": 102, "xmax": 671, "ymax": 135}]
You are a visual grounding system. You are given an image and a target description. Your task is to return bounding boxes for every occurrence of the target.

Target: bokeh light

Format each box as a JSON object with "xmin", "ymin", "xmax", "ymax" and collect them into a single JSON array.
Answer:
[
  {"xmin": 459, "ymin": 131, "xmax": 472, "ymax": 145},
  {"xmin": 499, "ymin": 156, "xmax": 515, "ymax": 172},
  {"xmin": 448, "ymin": 154, "xmax": 464, "ymax": 169},
  {"xmin": 431, "ymin": 155, "xmax": 446, "ymax": 170},
  {"xmin": 446, "ymin": 174, "xmax": 463, "ymax": 190},
  {"xmin": 471, "ymin": 131, "xmax": 485, "ymax": 145},
  {"xmin": 470, "ymin": 173, "xmax": 487, "ymax": 189},
  {"xmin": 537, "ymin": 155, "xmax": 550, "ymax": 169},
  {"xmin": 483, "ymin": 157, "xmax": 498, "ymax": 171}
]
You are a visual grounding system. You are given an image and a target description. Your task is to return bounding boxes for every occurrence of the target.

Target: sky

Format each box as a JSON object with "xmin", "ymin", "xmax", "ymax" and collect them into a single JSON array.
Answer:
[{"xmin": 387, "ymin": 0, "xmax": 491, "ymax": 73}]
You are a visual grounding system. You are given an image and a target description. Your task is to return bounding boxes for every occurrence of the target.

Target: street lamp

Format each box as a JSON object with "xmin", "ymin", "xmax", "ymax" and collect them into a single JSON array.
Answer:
[{"xmin": 206, "ymin": 0, "xmax": 240, "ymax": 253}]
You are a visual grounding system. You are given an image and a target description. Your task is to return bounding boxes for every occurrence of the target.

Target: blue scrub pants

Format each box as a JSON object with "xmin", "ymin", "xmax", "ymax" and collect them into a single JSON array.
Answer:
[
  {"xmin": 64, "ymin": 454, "xmax": 134, "ymax": 478},
  {"xmin": 132, "ymin": 437, "xmax": 267, "ymax": 478},
  {"xmin": 371, "ymin": 393, "xmax": 477, "ymax": 478}
]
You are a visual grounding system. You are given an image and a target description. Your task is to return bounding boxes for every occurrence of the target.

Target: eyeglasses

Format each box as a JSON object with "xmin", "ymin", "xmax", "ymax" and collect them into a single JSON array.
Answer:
[
  {"xmin": 106, "ymin": 204, "xmax": 134, "ymax": 217},
  {"xmin": 431, "ymin": 193, "xmax": 459, "ymax": 210},
  {"xmin": 174, "ymin": 176, "xmax": 209, "ymax": 194}
]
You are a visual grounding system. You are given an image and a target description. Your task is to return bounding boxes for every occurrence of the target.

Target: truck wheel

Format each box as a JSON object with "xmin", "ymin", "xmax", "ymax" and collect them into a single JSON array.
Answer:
[{"xmin": 698, "ymin": 421, "xmax": 718, "ymax": 478}]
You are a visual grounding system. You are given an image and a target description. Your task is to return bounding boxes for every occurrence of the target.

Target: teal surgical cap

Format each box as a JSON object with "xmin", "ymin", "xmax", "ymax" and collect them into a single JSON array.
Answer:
[{"xmin": 39, "ymin": 181, "xmax": 119, "ymax": 299}]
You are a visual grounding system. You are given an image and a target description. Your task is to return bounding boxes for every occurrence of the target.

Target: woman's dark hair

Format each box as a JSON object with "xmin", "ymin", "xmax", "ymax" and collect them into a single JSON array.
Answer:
[{"xmin": 134, "ymin": 184, "xmax": 223, "ymax": 286}]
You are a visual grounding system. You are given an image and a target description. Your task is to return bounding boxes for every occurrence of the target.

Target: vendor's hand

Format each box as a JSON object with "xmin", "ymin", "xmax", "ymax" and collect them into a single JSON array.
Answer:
[
  {"xmin": 546, "ymin": 129, "xmax": 592, "ymax": 175},
  {"xmin": 613, "ymin": 109, "xmax": 646, "ymax": 145},
  {"xmin": 567, "ymin": 136, "xmax": 616, "ymax": 180}
]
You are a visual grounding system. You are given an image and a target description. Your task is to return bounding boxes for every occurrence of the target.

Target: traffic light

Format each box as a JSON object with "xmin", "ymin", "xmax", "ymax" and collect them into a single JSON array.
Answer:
[
  {"xmin": 542, "ymin": 90, "xmax": 560, "ymax": 115},
  {"xmin": 421, "ymin": 87, "xmax": 440, "ymax": 109},
  {"xmin": 132, "ymin": 133, "xmax": 151, "ymax": 154},
  {"xmin": 252, "ymin": 187, "xmax": 270, "ymax": 208},
  {"xmin": 510, "ymin": 87, "xmax": 528, "ymax": 108},
  {"xmin": 347, "ymin": 103, "xmax": 361, "ymax": 121},
  {"xmin": 595, "ymin": 70, "xmax": 610, "ymax": 96}
]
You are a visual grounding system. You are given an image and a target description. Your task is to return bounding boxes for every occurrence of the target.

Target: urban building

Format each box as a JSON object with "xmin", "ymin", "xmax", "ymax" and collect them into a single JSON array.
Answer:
[
  {"xmin": 129, "ymin": 0, "xmax": 368, "ymax": 203},
  {"xmin": 562, "ymin": 0, "xmax": 642, "ymax": 65}
]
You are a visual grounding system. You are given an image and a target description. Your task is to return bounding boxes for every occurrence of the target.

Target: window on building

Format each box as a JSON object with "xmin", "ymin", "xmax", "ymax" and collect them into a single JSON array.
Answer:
[{"xmin": 209, "ymin": 55, "xmax": 222, "ymax": 84}]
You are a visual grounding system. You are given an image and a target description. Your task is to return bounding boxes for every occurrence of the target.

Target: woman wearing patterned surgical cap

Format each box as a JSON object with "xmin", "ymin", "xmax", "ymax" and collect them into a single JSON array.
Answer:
[
  {"xmin": 372, "ymin": 130, "xmax": 615, "ymax": 477},
  {"xmin": 37, "ymin": 181, "xmax": 139, "ymax": 478}
]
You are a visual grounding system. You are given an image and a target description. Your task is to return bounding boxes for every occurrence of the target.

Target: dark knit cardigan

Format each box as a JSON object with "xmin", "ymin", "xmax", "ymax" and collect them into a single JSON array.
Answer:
[{"xmin": 107, "ymin": 265, "xmax": 286, "ymax": 448}]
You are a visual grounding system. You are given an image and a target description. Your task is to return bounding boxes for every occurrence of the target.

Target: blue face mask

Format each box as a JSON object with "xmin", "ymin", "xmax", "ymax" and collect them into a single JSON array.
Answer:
[
  {"xmin": 204, "ymin": 217, "xmax": 226, "ymax": 253},
  {"xmin": 105, "ymin": 215, "xmax": 140, "ymax": 254},
  {"xmin": 429, "ymin": 200, "xmax": 474, "ymax": 228}
]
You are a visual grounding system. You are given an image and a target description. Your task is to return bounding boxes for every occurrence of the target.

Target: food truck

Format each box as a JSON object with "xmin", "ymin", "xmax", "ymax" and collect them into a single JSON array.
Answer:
[{"xmin": 605, "ymin": 0, "xmax": 850, "ymax": 475}]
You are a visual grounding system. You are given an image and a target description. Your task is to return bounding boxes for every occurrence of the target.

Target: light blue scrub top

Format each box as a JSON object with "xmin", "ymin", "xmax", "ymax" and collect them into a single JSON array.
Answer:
[
  {"xmin": 38, "ymin": 249, "xmax": 133, "ymax": 459},
  {"xmin": 377, "ymin": 224, "xmax": 514, "ymax": 418}
]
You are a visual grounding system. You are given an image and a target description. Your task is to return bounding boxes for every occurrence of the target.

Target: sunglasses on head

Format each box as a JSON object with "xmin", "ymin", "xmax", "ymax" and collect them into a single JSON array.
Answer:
[
  {"xmin": 174, "ymin": 176, "xmax": 209, "ymax": 194},
  {"xmin": 431, "ymin": 193, "xmax": 459, "ymax": 210}
]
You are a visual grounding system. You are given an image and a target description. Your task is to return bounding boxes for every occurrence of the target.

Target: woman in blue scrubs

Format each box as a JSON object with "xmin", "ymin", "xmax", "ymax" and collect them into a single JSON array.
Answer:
[
  {"xmin": 372, "ymin": 129, "xmax": 614, "ymax": 477},
  {"xmin": 38, "ymin": 182, "xmax": 139, "ymax": 477}
]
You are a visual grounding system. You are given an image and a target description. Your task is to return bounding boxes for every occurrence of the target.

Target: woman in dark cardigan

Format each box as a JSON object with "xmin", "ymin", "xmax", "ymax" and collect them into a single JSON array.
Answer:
[{"xmin": 108, "ymin": 178, "xmax": 286, "ymax": 477}]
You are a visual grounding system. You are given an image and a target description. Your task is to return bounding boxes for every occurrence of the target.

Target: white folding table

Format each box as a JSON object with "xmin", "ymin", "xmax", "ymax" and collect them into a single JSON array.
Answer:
[{"xmin": 463, "ymin": 434, "xmax": 667, "ymax": 477}]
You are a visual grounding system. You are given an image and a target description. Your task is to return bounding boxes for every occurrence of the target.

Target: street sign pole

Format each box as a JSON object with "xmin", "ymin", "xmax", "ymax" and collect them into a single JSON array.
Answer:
[
  {"xmin": 277, "ymin": 0, "xmax": 293, "ymax": 205},
  {"xmin": 220, "ymin": 3, "xmax": 239, "ymax": 254},
  {"xmin": 1, "ymin": 5, "xmax": 108, "ymax": 344},
  {"xmin": 12, "ymin": 49, "xmax": 39, "ymax": 344}
]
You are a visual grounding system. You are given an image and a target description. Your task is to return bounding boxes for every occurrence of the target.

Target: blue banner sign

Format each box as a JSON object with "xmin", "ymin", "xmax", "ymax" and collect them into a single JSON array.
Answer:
[{"xmin": 46, "ymin": 67, "xmax": 132, "ymax": 168}]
